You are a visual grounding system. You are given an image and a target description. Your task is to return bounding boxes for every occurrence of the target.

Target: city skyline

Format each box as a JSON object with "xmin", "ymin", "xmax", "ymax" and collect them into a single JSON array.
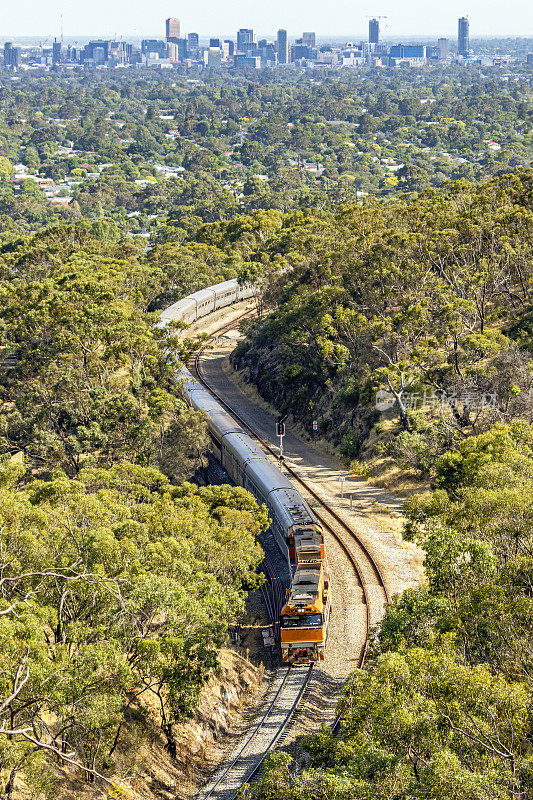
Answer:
[
  {"xmin": 1, "ymin": 0, "xmax": 532, "ymax": 39},
  {"xmin": 5, "ymin": 13, "xmax": 532, "ymax": 72}
]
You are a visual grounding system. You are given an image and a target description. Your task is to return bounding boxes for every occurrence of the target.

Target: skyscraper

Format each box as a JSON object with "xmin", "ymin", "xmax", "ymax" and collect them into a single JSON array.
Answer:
[
  {"xmin": 3, "ymin": 41, "xmax": 12, "ymax": 65},
  {"xmin": 302, "ymin": 31, "xmax": 316, "ymax": 48},
  {"xmin": 52, "ymin": 39, "xmax": 62, "ymax": 64},
  {"xmin": 438, "ymin": 38, "xmax": 449, "ymax": 60},
  {"xmin": 277, "ymin": 29, "xmax": 288, "ymax": 64},
  {"xmin": 141, "ymin": 39, "xmax": 168, "ymax": 58},
  {"xmin": 187, "ymin": 32, "xmax": 199, "ymax": 56},
  {"xmin": 166, "ymin": 18, "xmax": 181, "ymax": 43},
  {"xmin": 458, "ymin": 17, "xmax": 469, "ymax": 56},
  {"xmin": 369, "ymin": 18, "xmax": 380, "ymax": 44},
  {"xmin": 168, "ymin": 42, "xmax": 179, "ymax": 61},
  {"xmin": 206, "ymin": 47, "xmax": 222, "ymax": 67},
  {"xmin": 237, "ymin": 28, "xmax": 254, "ymax": 53},
  {"xmin": 4, "ymin": 42, "xmax": 20, "ymax": 68},
  {"xmin": 82, "ymin": 40, "xmax": 111, "ymax": 63}
]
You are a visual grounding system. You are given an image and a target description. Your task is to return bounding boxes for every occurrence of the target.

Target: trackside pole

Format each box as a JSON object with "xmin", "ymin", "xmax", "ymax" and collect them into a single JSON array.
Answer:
[{"xmin": 276, "ymin": 415, "xmax": 287, "ymax": 463}]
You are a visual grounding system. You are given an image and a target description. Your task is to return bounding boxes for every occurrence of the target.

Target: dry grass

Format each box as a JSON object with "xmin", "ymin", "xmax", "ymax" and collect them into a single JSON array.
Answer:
[{"xmin": 360, "ymin": 457, "xmax": 431, "ymax": 498}]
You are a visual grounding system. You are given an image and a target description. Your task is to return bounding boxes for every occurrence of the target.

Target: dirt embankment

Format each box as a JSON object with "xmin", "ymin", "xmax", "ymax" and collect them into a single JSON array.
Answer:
[{"xmin": 42, "ymin": 649, "xmax": 265, "ymax": 800}]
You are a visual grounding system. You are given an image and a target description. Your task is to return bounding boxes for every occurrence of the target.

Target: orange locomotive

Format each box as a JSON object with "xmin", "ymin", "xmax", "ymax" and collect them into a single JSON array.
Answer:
[{"xmin": 280, "ymin": 526, "xmax": 331, "ymax": 664}]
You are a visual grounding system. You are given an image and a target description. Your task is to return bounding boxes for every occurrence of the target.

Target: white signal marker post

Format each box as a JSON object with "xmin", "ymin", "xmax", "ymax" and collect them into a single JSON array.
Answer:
[
  {"xmin": 338, "ymin": 475, "xmax": 346, "ymax": 498},
  {"xmin": 276, "ymin": 418, "xmax": 286, "ymax": 463}
]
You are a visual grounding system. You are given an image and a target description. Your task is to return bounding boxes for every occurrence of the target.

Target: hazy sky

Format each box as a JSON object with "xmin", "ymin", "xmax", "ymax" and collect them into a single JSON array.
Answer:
[{"xmin": 2, "ymin": 0, "xmax": 532, "ymax": 39}]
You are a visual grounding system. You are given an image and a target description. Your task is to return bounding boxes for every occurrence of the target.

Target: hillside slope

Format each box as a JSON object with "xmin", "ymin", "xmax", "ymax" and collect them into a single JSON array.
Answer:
[{"xmin": 231, "ymin": 171, "xmax": 533, "ymax": 485}]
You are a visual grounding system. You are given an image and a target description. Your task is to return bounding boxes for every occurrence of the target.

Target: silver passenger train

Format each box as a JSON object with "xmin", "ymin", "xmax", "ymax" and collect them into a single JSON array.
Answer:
[
  {"xmin": 160, "ymin": 279, "xmax": 331, "ymax": 664},
  {"xmin": 160, "ymin": 279, "xmax": 254, "ymax": 327},
  {"xmin": 180, "ymin": 371, "xmax": 316, "ymax": 565}
]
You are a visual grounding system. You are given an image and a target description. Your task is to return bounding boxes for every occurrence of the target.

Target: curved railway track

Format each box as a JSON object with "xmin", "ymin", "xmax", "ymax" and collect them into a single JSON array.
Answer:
[
  {"xmin": 189, "ymin": 307, "xmax": 389, "ymax": 796},
  {"xmin": 191, "ymin": 310, "xmax": 390, "ymax": 614}
]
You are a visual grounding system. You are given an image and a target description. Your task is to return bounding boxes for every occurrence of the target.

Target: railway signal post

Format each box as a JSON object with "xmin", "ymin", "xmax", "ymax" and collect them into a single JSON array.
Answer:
[{"xmin": 277, "ymin": 415, "xmax": 287, "ymax": 463}]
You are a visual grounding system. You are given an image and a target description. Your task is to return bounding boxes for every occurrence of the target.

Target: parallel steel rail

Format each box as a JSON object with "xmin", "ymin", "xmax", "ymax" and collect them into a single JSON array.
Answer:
[
  {"xmin": 200, "ymin": 664, "xmax": 313, "ymax": 800},
  {"xmin": 191, "ymin": 311, "xmax": 390, "ymax": 626}
]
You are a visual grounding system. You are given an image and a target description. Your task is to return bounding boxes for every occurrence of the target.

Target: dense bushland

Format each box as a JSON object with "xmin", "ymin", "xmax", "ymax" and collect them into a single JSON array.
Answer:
[
  {"xmin": 231, "ymin": 170, "xmax": 533, "ymax": 475},
  {"xmin": 0, "ymin": 220, "xmax": 267, "ymax": 794},
  {"xmin": 0, "ymin": 222, "xmax": 234, "ymax": 478},
  {"xmin": 248, "ymin": 421, "xmax": 533, "ymax": 800},
  {"xmin": 0, "ymin": 461, "xmax": 267, "ymax": 794}
]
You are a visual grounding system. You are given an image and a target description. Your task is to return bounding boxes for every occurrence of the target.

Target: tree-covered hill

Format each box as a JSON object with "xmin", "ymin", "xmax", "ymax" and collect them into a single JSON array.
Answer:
[
  {"xmin": 247, "ymin": 420, "xmax": 533, "ymax": 800},
  {"xmin": 0, "ymin": 221, "xmax": 238, "ymax": 478},
  {"xmin": 231, "ymin": 170, "xmax": 533, "ymax": 479},
  {"xmin": 0, "ymin": 461, "xmax": 267, "ymax": 794},
  {"xmin": 0, "ymin": 220, "xmax": 269, "ymax": 794}
]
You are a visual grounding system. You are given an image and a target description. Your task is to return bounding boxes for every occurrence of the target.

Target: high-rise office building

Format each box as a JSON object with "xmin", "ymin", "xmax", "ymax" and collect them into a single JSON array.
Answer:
[
  {"xmin": 82, "ymin": 40, "xmax": 111, "ymax": 63},
  {"xmin": 237, "ymin": 28, "xmax": 254, "ymax": 53},
  {"xmin": 258, "ymin": 42, "xmax": 277, "ymax": 65},
  {"xmin": 277, "ymin": 29, "xmax": 288, "ymax": 64},
  {"xmin": 166, "ymin": 18, "xmax": 181, "ymax": 43},
  {"xmin": 210, "ymin": 38, "xmax": 221, "ymax": 48},
  {"xmin": 224, "ymin": 39, "xmax": 235, "ymax": 56},
  {"xmin": 52, "ymin": 38, "xmax": 62, "ymax": 64},
  {"xmin": 3, "ymin": 42, "xmax": 21, "ymax": 68},
  {"xmin": 458, "ymin": 17, "xmax": 469, "ymax": 56},
  {"xmin": 291, "ymin": 44, "xmax": 312, "ymax": 62},
  {"xmin": 187, "ymin": 32, "xmax": 199, "ymax": 55},
  {"xmin": 438, "ymin": 37, "xmax": 449, "ymax": 60},
  {"xmin": 302, "ymin": 31, "xmax": 316, "ymax": 48},
  {"xmin": 93, "ymin": 46, "xmax": 106, "ymax": 66},
  {"xmin": 369, "ymin": 18, "xmax": 380, "ymax": 44},
  {"xmin": 205, "ymin": 47, "xmax": 222, "ymax": 67},
  {"xmin": 233, "ymin": 53, "xmax": 260, "ymax": 68},
  {"xmin": 389, "ymin": 44, "xmax": 426, "ymax": 61},
  {"xmin": 141, "ymin": 39, "xmax": 168, "ymax": 58},
  {"xmin": 108, "ymin": 40, "xmax": 131, "ymax": 65}
]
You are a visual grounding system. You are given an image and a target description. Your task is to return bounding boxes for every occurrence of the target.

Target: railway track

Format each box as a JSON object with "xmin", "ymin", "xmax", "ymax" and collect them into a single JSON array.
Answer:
[
  {"xmin": 190, "ymin": 312, "xmax": 390, "ymax": 640},
  {"xmin": 187, "ymin": 306, "xmax": 389, "ymax": 794},
  {"xmin": 200, "ymin": 664, "xmax": 313, "ymax": 800}
]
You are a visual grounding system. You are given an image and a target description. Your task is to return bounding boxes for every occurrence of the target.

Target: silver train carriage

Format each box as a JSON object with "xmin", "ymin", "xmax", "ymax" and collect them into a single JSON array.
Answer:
[
  {"xmin": 159, "ymin": 279, "xmax": 254, "ymax": 328},
  {"xmin": 181, "ymin": 369, "xmax": 317, "ymax": 566}
]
